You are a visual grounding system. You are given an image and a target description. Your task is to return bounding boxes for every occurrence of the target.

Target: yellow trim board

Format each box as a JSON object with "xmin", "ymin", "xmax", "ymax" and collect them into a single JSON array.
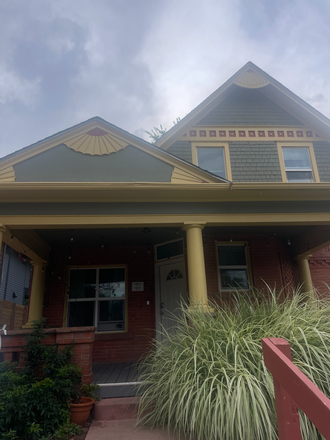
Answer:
[
  {"xmin": 2, "ymin": 212, "xmax": 330, "ymax": 229},
  {"xmin": 0, "ymin": 181, "xmax": 330, "ymax": 203},
  {"xmin": 0, "ymin": 166, "xmax": 15, "ymax": 182}
]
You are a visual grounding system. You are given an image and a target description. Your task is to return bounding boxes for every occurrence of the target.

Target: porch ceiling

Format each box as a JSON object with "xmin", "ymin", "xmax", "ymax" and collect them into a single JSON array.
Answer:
[{"xmin": 33, "ymin": 225, "xmax": 313, "ymax": 249}]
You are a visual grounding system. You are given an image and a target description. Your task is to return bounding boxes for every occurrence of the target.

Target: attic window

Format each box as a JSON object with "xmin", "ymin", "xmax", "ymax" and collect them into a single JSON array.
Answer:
[
  {"xmin": 282, "ymin": 147, "xmax": 314, "ymax": 182},
  {"xmin": 196, "ymin": 147, "xmax": 226, "ymax": 178}
]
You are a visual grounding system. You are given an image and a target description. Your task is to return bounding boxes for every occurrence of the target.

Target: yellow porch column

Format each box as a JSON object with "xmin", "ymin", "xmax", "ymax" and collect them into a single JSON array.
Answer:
[
  {"xmin": 0, "ymin": 224, "xmax": 7, "ymax": 252},
  {"xmin": 184, "ymin": 224, "xmax": 212, "ymax": 312},
  {"xmin": 23, "ymin": 261, "xmax": 46, "ymax": 328},
  {"xmin": 297, "ymin": 255, "xmax": 314, "ymax": 299}
]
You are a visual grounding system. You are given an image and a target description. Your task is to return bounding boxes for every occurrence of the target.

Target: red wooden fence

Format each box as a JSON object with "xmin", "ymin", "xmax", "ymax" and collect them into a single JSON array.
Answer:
[{"xmin": 262, "ymin": 337, "xmax": 330, "ymax": 440}]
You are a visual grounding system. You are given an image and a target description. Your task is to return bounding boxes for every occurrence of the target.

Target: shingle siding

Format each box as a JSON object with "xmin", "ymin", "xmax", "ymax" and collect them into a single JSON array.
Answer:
[
  {"xmin": 229, "ymin": 142, "xmax": 282, "ymax": 182},
  {"xmin": 197, "ymin": 87, "xmax": 303, "ymax": 126},
  {"xmin": 167, "ymin": 141, "xmax": 192, "ymax": 163},
  {"xmin": 313, "ymin": 141, "xmax": 330, "ymax": 182}
]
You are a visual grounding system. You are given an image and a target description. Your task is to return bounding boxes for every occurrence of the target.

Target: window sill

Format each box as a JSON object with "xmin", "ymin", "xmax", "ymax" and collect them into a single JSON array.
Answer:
[{"xmin": 95, "ymin": 331, "xmax": 134, "ymax": 341}]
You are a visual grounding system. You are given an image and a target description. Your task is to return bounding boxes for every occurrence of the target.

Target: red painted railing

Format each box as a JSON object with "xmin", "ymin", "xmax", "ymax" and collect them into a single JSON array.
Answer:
[{"xmin": 262, "ymin": 337, "xmax": 330, "ymax": 440}]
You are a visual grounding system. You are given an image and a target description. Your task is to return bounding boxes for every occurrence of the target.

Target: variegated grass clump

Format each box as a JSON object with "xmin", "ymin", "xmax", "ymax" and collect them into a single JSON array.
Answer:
[{"xmin": 138, "ymin": 287, "xmax": 330, "ymax": 440}]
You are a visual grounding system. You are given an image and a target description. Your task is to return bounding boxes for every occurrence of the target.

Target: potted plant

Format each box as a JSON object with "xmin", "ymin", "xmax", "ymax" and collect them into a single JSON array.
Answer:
[{"xmin": 69, "ymin": 383, "xmax": 100, "ymax": 426}]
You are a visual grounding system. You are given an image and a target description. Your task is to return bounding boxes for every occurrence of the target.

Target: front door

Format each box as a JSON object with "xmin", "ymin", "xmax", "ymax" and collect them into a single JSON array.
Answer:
[{"xmin": 156, "ymin": 260, "xmax": 188, "ymax": 340}]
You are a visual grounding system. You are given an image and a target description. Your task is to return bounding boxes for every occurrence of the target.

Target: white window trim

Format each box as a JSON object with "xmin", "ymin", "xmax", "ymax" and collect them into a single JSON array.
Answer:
[
  {"xmin": 277, "ymin": 142, "xmax": 320, "ymax": 183},
  {"xmin": 191, "ymin": 142, "xmax": 232, "ymax": 181}
]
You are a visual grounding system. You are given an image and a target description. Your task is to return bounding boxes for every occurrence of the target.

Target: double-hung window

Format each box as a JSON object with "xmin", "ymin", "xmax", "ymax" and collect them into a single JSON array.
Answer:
[
  {"xmin": 67, "ymin": 267, "xmax": 126, "ymax": 332},
  {"xmin": 217, "ymin": 244, "xmax": 250, "ymax": 290},
  {"xmin": 282, "ymin": 147, "xmax": 314, "ymax": 182}
]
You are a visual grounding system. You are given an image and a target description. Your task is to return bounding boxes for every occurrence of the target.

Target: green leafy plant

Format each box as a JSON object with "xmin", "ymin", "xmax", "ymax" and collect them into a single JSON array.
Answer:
[
  {"xmin": 80, "ymin": 383, "xmax": 101, "ymax": 401},
  {"xmin": 0, "ymin": 320, "xmax": 83, "ymax": 440},
  {"xmin": 138, "ymin": 287, "xmax": 330, "ymax": 440}
]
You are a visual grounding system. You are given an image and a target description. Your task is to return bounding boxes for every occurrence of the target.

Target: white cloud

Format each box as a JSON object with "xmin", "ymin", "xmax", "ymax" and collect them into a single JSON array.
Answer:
[{"xmin": 0, "ymin": 66, "xmax": 41, "ymax": 107}]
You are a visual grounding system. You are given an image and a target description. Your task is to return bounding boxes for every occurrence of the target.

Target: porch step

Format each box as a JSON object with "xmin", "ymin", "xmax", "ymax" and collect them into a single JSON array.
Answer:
[
  {"xmin": 98, "ymin": 381, "xmax": 144, "ymax": 398},
  {"xmin": 94, "ymin": 397, "xmax": 140, "ymax": 421}
]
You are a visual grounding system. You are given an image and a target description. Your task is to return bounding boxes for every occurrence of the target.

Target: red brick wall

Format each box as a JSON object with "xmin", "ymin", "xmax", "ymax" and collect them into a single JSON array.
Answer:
[
  {"xmin": 43, "ymin": 245, "xmax": 156, "ymax": 363},
  {"xmin": 203, "ymin": 233, "xmax": 296, "ymax": 302},
  {"xmin": 310, "ymin": 246, "xmax": 330, "ymax": 297},
  {"xmin": 42, "ymin": 235, "xmax": 299, "ymax": 363}
]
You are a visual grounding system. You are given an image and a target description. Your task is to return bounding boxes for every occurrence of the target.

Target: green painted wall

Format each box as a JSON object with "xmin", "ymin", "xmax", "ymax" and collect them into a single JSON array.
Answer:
[
  {"xmin": 229, "ymin": 142, "xmax": 282, "ymax": 182},
  {"xmin": 167, "ymin": 141, "xmax": 192, "ymax": 163},
  {"xmin": 197, "ymin": 87, "xmax": 303, "ymax": 126},
  {"xmin": 1, "ymin": 201, "xmax": 329, "ymax": 216},
  {"xmin": 13, "ymin": 144, "xmax": 174, "ymax": 183},
  {"xmin": 313, "ymin": 141, "xmax": 330, "ymax": 182}
]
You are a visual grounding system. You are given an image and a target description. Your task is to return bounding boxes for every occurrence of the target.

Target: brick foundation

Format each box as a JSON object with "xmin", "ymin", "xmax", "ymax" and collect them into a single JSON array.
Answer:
[{"xmin": 0, "ymin": 326, "xmax": 95, "ymax": 383}]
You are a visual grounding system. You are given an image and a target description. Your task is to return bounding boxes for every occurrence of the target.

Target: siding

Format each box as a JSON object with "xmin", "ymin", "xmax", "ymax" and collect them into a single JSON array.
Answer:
[
  {"xmin": 197, "ymin": 87, "xmax": 303, "ymax": 126},
  {"xmin": 313, "ymin": 141, "xmax": 330, "ymax": 182},
  {"xmin": 229, "ymin": 141, "xmax": 282, "ymax": 182},
  {"xmin": 0, "ymin": 246, "xmax": 31, "ymax": 305},
  {"xmin": 167, "ymin": 141, "xmax": 192, "ymax": 163}
]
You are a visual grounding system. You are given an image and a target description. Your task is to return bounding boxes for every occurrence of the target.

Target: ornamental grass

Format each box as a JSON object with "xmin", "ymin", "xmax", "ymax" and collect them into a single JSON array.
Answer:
[{"xmin": 137, "ymin": 287, "xmax": 330, "ymax": 440}]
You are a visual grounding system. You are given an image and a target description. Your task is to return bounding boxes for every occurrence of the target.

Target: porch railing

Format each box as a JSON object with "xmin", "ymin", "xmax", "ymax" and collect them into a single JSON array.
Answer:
[
  {"xmin": 262, "ymin": 337, "xmax": 330, "ymax": 440},
  {"xmin": 0, "ymin": 300, "xmax": 28, "ymax": 330}
]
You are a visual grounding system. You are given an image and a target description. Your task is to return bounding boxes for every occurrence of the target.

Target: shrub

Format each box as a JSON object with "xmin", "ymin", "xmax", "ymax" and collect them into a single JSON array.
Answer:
[
  {"xmin": 138, "ymin": 287, "xmax": 330, "ymax": 440},
  {"xmin": 0, "ymin": 321, "xmax": 82, "ymax": 440}
]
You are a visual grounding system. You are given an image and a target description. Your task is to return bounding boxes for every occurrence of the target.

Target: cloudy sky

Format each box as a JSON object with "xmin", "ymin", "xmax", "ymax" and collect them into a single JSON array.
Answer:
[{"xmin": 1, "ymin": 0, "xmax": 330, "ymax": 157}]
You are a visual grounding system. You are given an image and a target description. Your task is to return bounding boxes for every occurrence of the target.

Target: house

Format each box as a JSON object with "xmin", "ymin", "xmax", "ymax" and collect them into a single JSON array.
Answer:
[{"xmin": 0, "ymin": 62, "xmax": 330, "ymax": 388}]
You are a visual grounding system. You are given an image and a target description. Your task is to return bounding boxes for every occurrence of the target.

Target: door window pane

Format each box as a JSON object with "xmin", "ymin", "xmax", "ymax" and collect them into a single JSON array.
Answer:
[
  {"xmin": 68, "ymin": 301, "xmax": 94, "ymax": 327},
  {"xmin": 69, "ymin": 269, "xmax": 96, "ymax": 298},
  {"xmin": 197, "ymin": 147, "xmax": 226, "ymax": 178},
  {"xmin": 99, "ymin": 268, "xmax": 125, "ymax": 298}
]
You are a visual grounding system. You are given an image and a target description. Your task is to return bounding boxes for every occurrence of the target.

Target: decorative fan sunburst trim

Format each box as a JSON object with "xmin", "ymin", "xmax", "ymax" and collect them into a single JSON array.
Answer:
[
  {"xmin": 171, "ymin": 167, "xmax": 206, "ymax": 184},
  {"xmin": 0, "ymin": 166, "xmax": 15, "ymax": 182},
  {"xmin": 64, "ymin": 128, "xmax": 129, "ymax": 155},
  {"xmin": 234, "ymin": 69, "xmax": 269, "ymax": 89}
]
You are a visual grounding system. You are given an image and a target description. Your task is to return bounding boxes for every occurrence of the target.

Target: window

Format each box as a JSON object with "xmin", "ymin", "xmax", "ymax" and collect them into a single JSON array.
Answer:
[
  {"xmin": 278, "ymin": 143, "xmax": 319, "ymax": 183},
  {"xmin": 217, "ymin": 244, "xmax": 250, "ymax": 290},
  {"xmin": 192, "ymin": 143, "xmax": 232, "ymax": 180},
  {"xmin": 197, "ymin": 147, "xmax": 226, "ymax": 178},
  {"xmin": 67, "ymin": 267, "xmax": 126, "ymax": 332}
]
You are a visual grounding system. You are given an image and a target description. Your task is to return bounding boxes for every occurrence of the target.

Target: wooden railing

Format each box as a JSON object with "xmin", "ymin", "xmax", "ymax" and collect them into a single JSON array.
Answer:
[
  {"xmin": 0, "ymin": 300, "xmax": 27, "ymax": 330},
  {"xmin": 262, "ymin": 337, "xmax": 330, "ymax": 440}
]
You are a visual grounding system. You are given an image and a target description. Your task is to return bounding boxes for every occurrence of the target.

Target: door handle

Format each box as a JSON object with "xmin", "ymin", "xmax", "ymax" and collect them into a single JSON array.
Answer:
[{"xmin": 161, "ymin": 302, "xmax": 164, "ymax": 308}]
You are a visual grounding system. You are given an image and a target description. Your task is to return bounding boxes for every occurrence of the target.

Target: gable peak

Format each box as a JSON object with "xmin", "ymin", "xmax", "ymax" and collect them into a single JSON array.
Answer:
[{"xmin": 234, "ymin": 65, "xmax": 269, "ymax": 89}]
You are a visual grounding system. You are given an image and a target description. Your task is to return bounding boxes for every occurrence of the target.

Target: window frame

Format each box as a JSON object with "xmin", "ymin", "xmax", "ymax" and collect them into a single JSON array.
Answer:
[
  {"xmin": 277, "ymin": 142, "xmax": 320, "ymax": 183},
  {"xmin": 154, "ymin": 239, "xmax": 184, "ymax": 262},
  {"xmin": 215, "ymin": 242, "xmax": 252, "ymax": 292},
  {"xmin": 191, "ymin": 142, "xmax": 232, "ymax": 180},
  {"xmin": 64, "ymin": 265, "xmax": 128, "ymax": 334}
]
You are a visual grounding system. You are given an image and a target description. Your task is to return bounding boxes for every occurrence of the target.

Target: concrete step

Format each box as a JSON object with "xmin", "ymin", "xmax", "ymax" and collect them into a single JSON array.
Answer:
[{"xmin": 94, "ymin": 397, "xmax": 140, "ymax": 421}]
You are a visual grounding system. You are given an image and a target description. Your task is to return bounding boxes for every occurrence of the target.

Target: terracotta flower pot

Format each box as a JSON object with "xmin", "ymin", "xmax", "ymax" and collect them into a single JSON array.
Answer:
[{"xmin": 70, "ymin": 397, "xmax": 95, "ymax": 426}]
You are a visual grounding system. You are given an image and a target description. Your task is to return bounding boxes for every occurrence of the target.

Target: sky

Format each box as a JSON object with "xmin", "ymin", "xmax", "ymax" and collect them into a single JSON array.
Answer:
[{"xmin": 1, "ymin": 0, "xmax": 330, "ymax": 158}]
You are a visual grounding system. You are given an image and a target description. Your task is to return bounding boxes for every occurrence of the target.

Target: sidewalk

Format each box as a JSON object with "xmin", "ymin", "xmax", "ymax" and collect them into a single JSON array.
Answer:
[{"xmin": 85, "ymin": 419, "xmax": 190, "ymax": 440}]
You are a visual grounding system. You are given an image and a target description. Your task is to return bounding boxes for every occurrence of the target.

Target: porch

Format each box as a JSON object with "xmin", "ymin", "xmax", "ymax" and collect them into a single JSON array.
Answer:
[
  {"xmin": 1, "ymin": 219, "xmax": 330, "ymax": 375},
  {"xmin": 93, "ymin": 361, "xmax": 141, "ymax": 398}
]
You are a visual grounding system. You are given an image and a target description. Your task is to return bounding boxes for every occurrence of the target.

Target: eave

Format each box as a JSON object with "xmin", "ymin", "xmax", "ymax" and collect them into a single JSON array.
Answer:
[{"xmin": 1, "ymin": 182, "xmax": 330, "ymax": 203}]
